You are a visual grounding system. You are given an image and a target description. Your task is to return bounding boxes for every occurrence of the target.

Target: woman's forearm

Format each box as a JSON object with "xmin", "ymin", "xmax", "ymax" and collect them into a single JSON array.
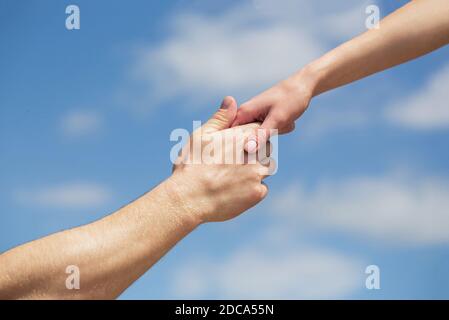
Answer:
[
  {"xmin": 303, "ymin": 0, "xmax": 449, "ymax": 96},
  {"xmin": 233, "ymin": 0, "xmax": 449, "ymax": 139}
]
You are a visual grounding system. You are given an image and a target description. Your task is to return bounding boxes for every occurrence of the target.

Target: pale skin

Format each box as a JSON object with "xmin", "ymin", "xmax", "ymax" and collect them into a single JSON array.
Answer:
[
  {"xmin": 233, "ymin": 0, "xmax": 449, "ymax": 150},
  {"xmin": 0, "ymin": 97, "xmax": 271, "ymax": 299}
]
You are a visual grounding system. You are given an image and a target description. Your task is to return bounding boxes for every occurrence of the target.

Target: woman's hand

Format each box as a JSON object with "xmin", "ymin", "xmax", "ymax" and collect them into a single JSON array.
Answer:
[
  {"xmin": 231, "ymin": 69, "xmax": 318, "ymax": 152},
  {"xmin": 233, "ymin": 0, "xmax": 449, "ymax": 154}
]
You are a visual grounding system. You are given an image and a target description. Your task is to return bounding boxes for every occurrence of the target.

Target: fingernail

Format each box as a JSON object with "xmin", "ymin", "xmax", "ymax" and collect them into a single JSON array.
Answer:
[
  {"xmin": 246, "ymin": 139, "xmax": 258, "ymax": 153},
  {"xmin": 220, "ymin": 97, "xmax": 232, "ymax": 109}
]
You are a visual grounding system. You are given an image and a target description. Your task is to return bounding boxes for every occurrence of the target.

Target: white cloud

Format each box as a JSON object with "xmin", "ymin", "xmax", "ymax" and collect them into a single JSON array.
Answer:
[
  {"xmin": 301, "ymin": 108, "xmax": 367, "ymax": 138},
  {"xmin": 15, "ymin": 182, "xmax": 112, "ymax": 209},
  {"xmin": 171, "ymin": 245, "xmax": 363, "ymax": 299},
  {"xmin": 60, "ymin": 110, "xmax": 103, "ymax": 137},
  {"xmin": 385, "ymin": 63, "xmax": 449, "ymax": 130},
  {"xmin": 132, "ymin": 0, "xmax": 372, "ymax": 106},
  {"xmin": 271, "ymin": 174, "xmax": 449, "ymax": 245}
]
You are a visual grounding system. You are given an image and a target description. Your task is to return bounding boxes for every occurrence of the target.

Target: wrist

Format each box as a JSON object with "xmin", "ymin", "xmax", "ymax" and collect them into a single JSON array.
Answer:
[
  {"xmin": 162, "ymin": 173, "xmax": 208, "ymax": 227},
  {"xmin": 291, "ymin": 60, "xmax": 327, "ymax": 98}
]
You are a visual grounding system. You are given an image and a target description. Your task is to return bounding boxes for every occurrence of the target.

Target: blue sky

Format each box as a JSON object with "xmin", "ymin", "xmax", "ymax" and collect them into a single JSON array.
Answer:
[{"xmin": 1, "ymin": 0, "xmax": 449, "ymax": 299}]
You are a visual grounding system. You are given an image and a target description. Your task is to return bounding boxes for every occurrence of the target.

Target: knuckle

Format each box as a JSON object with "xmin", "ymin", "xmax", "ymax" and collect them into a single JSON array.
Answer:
[
  {"xmin": 274, "ymin": 112, "xmax": 290, "ymax": 126},
  {"xmin": 281, "ymin": 122, "xmax": 295, "ymax": 134},
  {"xmin": 213, "ymin": 110, "xmax": 229, "ymax": 123},
  {"xmin": 239, "ymin": 103, "xmax": 251, "ymax": 113},
  {"xmin": 248, "ymin": 182, "xmax": 265, "ymax": 200},
  {"xmin": 251, "ymin": 184, "xmax": 263, "ymax": 199},
  {"xmin": 257, "ymin": 184, "xmax": 267, "ymax": 199},
  {"xmin": 250, "ymin": 164, "xmax": 262, "ymax": 176}
]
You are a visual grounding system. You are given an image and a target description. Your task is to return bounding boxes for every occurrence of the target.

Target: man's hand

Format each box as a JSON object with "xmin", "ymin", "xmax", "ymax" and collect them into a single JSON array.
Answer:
[
  {"xmin": 0, "ymin": 96, "xmax": 272, "ymax": 299},
  {"xmin": 170, "ymin": 96, "xmax": 272, "ymax": 223}
]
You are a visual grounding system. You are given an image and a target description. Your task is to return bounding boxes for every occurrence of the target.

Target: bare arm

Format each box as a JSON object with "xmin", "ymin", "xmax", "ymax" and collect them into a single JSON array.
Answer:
[
  {"xmin": 234, "ymin": 0, "xmax": 449, "ymax": 149},
  {"xmin": 0, "ymin": 97, "xmax": 270, "ymax": 299},
  {"xmin": 0, "ymin": 181, "xmax": 198, "ymax": 299},
  {"xmin": 310, "ymin": 0, "xmax": 449, "ymax": 95}
]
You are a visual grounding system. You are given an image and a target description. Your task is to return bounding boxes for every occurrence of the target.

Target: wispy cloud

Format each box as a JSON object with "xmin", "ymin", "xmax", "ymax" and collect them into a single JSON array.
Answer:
[
  {"xmin": 385, "ymin": 62, "xmax": 449, "ymax": 130},
  {"xmin": 15, "ymin": 182, "xmax": 112, "ymax": 209},
  {"xmin": 171, "ymin": 245, "xmax": 363, "ymax": 299},
  {"xmin": 60, "ymin": 110, "xmax": 103, "ymax": 138},
  {"xmin": 300, "ymin": 108, "xmax": 368, "ymax": 138},
  {"xmin": 271, "ymin": 173, "xmax": 449, "ymax": 245},
  {"xmin": 131, "ymin": 0, "xmax": 371, "ymax": 107}
]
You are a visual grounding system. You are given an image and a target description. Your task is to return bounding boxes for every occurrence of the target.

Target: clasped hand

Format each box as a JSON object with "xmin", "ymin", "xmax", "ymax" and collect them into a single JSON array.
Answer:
[{"xmin": 168, "ymin": 96, "xmax": 275, "ymax": 223}]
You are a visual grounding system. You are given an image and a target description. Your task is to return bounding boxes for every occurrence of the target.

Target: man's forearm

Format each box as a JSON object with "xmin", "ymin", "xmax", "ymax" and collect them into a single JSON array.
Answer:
[
  {"xmin": 0, "ymin": 177, "xmax": 200, "ymax": 299},
  {"xmin": 0, "ymin": 100, "xmax": 269, "ymax": 300},
  {"xmin": 298, "ymin": 0, "xmax": 449, "ymax": 96}
]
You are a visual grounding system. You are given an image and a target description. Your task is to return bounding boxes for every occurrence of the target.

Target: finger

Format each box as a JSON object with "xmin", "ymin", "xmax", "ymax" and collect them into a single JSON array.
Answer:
[
  {"xmin": 255, "ymin": 163, "xmax": 269, "ymax": 178},
  {"xmin": 259, "ymin": 182, "xmax": 269, "ymax": 199},
  {"xmin": 258, "ymin": 141, "xmax": 272, "ymax": 164},
  {"xmin": 258, "ymin": 158, "xmax": 277, "ymax": 179},
  {"xmin": 244, "ymin": 127, "xmax": 268, "ymax": 155},
  {"xmin": 244, "ymin": 116, "xmax": 278, "ymax": 153},
  {"xmin": 228, "ymin": 122, "xmax": 262, "ymax": 143},
  {"xmin": 232, "ymin": 95, "xmax": 270, "ymax": 127},
  {"xmin": 238, "ymin": 122, "xmax": 262, "ymax": 133},
  {"xmin": 278, "ymin": 122, "xmax": 295, "ymax": 135},
  {"xmin": 202, "ymin": 96, "xmax": 237, "ymax": 134},
  {"xmin": 221, "ymin": 122, "xmax": 261, "ymax": 145},
  {"xmin": 242, "ymin": 137, "xmax": 267, "ymax": 165}
]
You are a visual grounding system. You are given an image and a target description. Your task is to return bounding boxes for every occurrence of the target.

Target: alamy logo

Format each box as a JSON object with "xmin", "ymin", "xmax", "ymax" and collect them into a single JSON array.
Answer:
[
  {"xmin": 365, "ymin": 5, "xmax": 380, "ymax": 30},
  {"xmin": 169, "ymin": 121, "xmax": 278, "ymax": 175},
  {"xmin": 365, "ymin": 265, "xmax": 380, "ymax": 290},
  {"xmin": 65, "ymin": 265, "xmax": 80, "ymax": 290},
  {"xmin": 66, "ymin": 5, "xmax": 80, "ymax": 30}
]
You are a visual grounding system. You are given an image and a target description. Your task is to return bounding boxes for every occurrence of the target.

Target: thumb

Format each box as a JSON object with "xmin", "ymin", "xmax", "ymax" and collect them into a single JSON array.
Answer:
[{"xmin": 202, "ymin": 96, "xmax": 237, "ymax": 133}]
